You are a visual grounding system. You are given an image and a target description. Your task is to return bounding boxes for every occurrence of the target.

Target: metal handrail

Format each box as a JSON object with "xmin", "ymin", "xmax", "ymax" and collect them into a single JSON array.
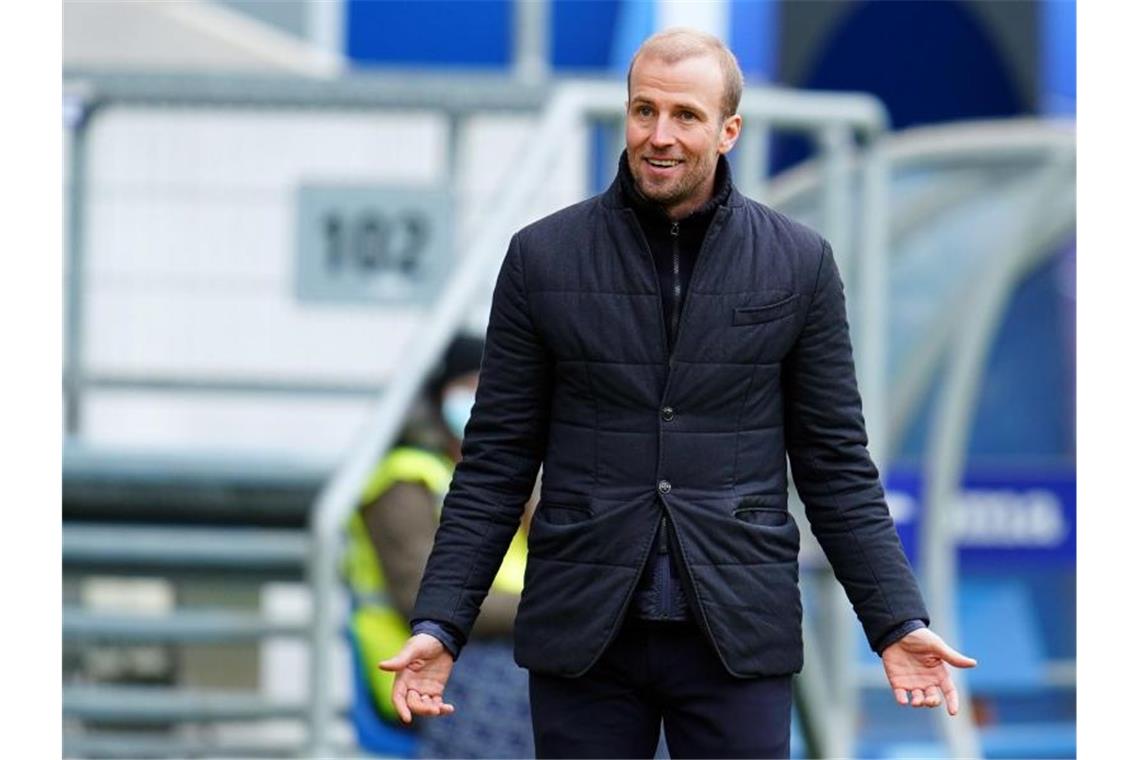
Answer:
[
  {"xmin": 921, "ymin": 154, "xmax": 1075, "ymax": 758},
  {"xmin": 766, "ymin": 122, "xmax": 1075, "ymax": 757},
  {"xmin": 767, "ymin": 118, "xmax": 1076, "ymax": 209},
  {"xmin": 764, "ymin": 119, "xmax": 1077, "ymax": 464}
]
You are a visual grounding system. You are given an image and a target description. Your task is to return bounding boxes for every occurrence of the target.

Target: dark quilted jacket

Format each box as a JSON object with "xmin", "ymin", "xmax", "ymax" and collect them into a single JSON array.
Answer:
[{"xmin": 411, "ymin": 155, "xmax": 930, "ymax": 678}]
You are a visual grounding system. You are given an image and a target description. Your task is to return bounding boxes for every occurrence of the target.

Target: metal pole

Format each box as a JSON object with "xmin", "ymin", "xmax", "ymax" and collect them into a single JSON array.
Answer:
[
  {"xmin": 308, "ymin": 0, "xmax": 346, "ymax": 61},
  {"xmin": 922, "ymin": 155, "xmax": 1074, "ymax": 758},
  {"xmin": 64, "ymin": 93, "xmax": 95, "ymax": 436},
  {"xmin": 817, "ymin": 124, "xmax": 855, "ymax": 278},
  {"xmin": 736, "ymin": 119, "xmax": 771, "ymax": 202},
  {"xmin": 793, "ymin": 605, "xmax": 842, "ymax": 759},
  {"xmin": 816, "ymin": 123, "xmax": 859, "ymax": 759},
  {"xmin": 857, "ymin": 136, "xmax": 890, "ymax": 470},
  {"xmin": 513, "ymin": 0, "xmax": 550, "ymax": 84}
]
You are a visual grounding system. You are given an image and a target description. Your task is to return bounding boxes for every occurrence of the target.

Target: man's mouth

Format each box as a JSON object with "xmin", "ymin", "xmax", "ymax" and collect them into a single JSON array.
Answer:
[{"xmin": 645, "ymin": 158, "xmax": 682, "ymax": 168}]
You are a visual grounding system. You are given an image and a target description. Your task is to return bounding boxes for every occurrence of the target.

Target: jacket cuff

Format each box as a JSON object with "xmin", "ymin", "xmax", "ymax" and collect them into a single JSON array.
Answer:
[
  {"xmin": 410, "ymin": 619, "xmax": 464, "ymax": 660},
  {"xmin": 874, "ymin": 618, "xmax": 927, "ymax": 656}
]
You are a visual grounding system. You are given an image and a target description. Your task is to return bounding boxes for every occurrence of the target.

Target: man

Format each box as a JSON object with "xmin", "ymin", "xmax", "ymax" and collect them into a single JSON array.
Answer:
[{"xmin": 380, "ymin": 28, "xmax": 976, "ymax": 758}]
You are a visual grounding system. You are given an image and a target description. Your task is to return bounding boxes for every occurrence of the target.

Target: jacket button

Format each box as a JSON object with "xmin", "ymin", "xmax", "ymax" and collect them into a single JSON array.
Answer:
[
  {"xmin": 657, "ymin": 479, "xmax": 672, "ymax": 494},
  {"xmin": 661, "ymin": 406, "xmax": 675, "ymax": 421}
]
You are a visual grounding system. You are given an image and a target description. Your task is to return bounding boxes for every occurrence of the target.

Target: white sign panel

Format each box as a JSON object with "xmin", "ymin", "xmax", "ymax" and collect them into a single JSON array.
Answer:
[{"xmin": 295, "ymin": 185, "xmax": 453, "ymax": 304}]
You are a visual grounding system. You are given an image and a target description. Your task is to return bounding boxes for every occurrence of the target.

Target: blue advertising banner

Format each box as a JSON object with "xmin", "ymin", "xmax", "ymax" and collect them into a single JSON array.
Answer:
[{"xmin": 883, "ymin": 466, "xmax": 1076, "ymax": 568}]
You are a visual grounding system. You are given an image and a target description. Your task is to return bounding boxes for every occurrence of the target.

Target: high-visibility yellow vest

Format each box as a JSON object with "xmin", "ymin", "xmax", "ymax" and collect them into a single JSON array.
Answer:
[{"xmin": 344, "ymin": 446, "xmax": 528, "ymax": 723}]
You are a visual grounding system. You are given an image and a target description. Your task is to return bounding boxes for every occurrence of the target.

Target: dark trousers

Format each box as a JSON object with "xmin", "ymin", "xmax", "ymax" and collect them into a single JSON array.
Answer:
[{"xmin": 528, "ymin": 615, "xmax": 793, "ymax": 759}]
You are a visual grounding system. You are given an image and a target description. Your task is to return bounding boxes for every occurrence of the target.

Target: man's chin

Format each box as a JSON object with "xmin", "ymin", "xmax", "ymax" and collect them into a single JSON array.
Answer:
[{"xmin": 633, "ymin": 178, "xmax": 679, "ymax": 205}]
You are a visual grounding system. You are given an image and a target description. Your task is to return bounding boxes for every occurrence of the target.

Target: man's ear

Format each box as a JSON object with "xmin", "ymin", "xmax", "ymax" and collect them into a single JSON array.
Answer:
[{"xmin": 719, "ymin": 114, "xmax": 743, "ymax": 154}]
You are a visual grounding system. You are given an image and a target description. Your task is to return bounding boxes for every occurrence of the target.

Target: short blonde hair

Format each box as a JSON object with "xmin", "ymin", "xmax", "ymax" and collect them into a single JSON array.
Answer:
[{"xmin": 626, "ymin": 28, "xmax": 744, "ymax": 120}]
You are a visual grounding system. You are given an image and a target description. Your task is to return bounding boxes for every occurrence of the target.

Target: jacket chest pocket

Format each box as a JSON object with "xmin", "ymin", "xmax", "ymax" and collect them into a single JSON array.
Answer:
[
  {"xmin": 726, "ymin": 294, "xmax": 801, "ymax": 363},
  {"xmin": 733, "ymin": 294, "xmax": 799, "ymax": 326}
]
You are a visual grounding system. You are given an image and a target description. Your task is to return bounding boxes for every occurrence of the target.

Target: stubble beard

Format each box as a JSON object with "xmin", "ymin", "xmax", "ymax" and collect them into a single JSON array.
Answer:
[{"xmin": 631, "ymin": 150, "xmax": 714, "ymax": 212}]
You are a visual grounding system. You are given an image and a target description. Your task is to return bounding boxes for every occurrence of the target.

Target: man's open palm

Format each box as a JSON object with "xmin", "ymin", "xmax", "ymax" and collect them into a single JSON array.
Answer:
[
  {"xmin": 377, "ymin": 633, "xmax": 456, "ymax": 724},
  {"xmin": 882, "ymin": 627, "xmax": 977, "ymax": 716}
]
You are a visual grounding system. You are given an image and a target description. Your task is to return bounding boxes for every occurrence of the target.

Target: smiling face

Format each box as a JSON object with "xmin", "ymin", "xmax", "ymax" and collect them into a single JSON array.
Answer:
[{"xmin": 625, "ymin": 51, "xmax": 742, "ymax": 219}]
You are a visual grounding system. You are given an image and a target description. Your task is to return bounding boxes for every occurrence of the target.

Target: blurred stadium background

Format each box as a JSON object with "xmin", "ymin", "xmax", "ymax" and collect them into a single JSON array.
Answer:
[{"xmin": 61, "ymin": 1, "xmax": 1076, "ymax": 758}]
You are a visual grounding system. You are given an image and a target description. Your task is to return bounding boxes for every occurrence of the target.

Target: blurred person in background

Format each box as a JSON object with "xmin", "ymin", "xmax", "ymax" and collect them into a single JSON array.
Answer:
[
  {"xmin": 381, "ymin": 28, "xmax": 976, "ymax": 758},
  {"xmin": 345, "ymin": 334, "xmax": 535, "ymax": 758}
]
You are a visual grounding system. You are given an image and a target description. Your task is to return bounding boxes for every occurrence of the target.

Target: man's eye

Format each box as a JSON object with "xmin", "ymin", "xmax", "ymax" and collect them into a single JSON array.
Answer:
[
  {"xmin": 637, "ymin": 106, "xmax": 653, "ymax": 117},
  {"xmin": 679, "ymin": 111, "xmax": 696, "ymax": 121}
]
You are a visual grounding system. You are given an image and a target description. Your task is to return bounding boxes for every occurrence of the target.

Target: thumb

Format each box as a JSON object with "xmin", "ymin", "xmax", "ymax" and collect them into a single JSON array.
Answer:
[
  {"xmin": 377, "ymin": 641, "xmax": 419, "ymax": 672},
  {"xmin": 935, "ymin": 639, "xmax": 977, "ymax": 669}
]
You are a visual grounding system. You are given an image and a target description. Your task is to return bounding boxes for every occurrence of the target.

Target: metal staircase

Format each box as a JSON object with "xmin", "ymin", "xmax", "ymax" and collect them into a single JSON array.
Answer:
[{"xmin": 62, "ymin": 445, "xmax": 331, "ymax": 758}]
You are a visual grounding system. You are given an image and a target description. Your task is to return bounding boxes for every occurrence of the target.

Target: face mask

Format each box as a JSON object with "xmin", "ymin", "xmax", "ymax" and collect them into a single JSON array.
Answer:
[{"xmin": 442, "ymin": 388, "xmax": 477, "ymax": 440}]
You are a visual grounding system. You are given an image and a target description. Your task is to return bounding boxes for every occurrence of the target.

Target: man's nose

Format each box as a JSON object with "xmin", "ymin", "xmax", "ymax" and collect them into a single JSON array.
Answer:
[{"xmin": 649, "ymin": 118, "xmax": 675, "ymax": 147}]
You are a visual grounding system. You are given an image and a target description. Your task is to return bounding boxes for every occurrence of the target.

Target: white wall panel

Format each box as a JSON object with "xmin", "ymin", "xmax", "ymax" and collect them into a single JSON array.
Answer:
[
  {"xmin": 85, "ymin": 391, "xmax": 374, "ymax": 458},
  {"xmin": 85, "ymin": 288, "xmax": 420, "ymax": 380},
  {"xmin": 83, "ymin": 108, "xmax": 446, "ymax": 380},
  {"xmin": 75, "ymin": 103, "xmax": 590, "ymax": 453}
]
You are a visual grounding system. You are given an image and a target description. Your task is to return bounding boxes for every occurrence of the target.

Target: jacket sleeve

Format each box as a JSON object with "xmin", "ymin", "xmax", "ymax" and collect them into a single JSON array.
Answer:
[
  {"xmin": 782, "ymin": 238, "xmax": 930, "ymax": 652},
  {"xmin": 410, "ymin": 232, "xmax": 553, "ymax": 642}
]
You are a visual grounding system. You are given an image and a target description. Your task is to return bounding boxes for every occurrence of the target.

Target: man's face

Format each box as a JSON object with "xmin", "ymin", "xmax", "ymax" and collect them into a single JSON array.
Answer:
[{"xmin": 625, "ymin": 52, "xmax": 742, "ymax": 219}]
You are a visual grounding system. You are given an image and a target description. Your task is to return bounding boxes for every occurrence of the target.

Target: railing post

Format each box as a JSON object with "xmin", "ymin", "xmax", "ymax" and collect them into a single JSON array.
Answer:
[
  {"xmin": 64, "ymin": 86, "xmax": 95, "ymax": 436},
  {"xmin": 513, "ymin": 0, "xmax": 549, "ymax": 84},
  {"xmin": 736, "ymin": 120, "xmax": 771, "ymax": 202},
  {"xmin": 922, "ymin": 156, "xmax": 1073, "ymax": 759}
]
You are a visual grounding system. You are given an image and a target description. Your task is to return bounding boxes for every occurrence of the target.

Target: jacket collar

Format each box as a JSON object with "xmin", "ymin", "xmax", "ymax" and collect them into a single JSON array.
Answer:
[{"xmin": 602, "ymin": 148, "xmax": 744, "ymax": 214}]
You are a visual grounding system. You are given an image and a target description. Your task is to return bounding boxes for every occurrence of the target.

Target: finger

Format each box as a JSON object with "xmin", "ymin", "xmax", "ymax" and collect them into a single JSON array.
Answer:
[
  {"xmin": 392, "ymin": 679, "xmax": 411, "ymax": 724},
  {"xmin": 911, "ymin": 688, "xmax": 924, "ymax": 707},
  {"xmin": 924, "ymin": 685, "xmax": 941, "ymax": 708},
  {"xmin": 936, "ymin": 642, "xmax": 978, "ymax": 669},
  {"xmin": 942, "ymin": 675, "xmax": 961, "ymax": 716},
  {"xmin": 410, "ymin": 689, "xmax": 441, "ymax": 717},
  {"xmin": 893, "ymin": 688, "xmax": 909, "ymax": 706}
]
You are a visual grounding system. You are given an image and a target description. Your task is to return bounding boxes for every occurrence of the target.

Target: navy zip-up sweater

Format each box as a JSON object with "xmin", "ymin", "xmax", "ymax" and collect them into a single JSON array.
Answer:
[
  {"xmin": 410, "ymin": 150, "xmax": 925, "ymax": 659},
  {"xmin": 620, "ymin": 149, "xmax": 729, "ymax": 623}
]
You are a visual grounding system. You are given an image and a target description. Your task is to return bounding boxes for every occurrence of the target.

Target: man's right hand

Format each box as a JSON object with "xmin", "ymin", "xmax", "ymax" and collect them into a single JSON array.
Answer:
[{"xmin": 377, "ymin": 633, "xmax": 456, "ymax": 724}]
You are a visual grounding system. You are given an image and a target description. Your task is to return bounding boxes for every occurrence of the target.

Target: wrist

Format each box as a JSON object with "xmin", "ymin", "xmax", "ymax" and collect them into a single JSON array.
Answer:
[
  {"xmin": 876, "ymin": 619, "xmax": 927, "ymax": 656},
  {"xmin": 410, "ymin": 619, "xmax": 462, "ymax": 659}
]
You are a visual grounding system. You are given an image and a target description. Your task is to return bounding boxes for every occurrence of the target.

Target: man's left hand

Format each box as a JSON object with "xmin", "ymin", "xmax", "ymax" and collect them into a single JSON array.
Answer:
[{"xmin": 882, "ymin": 627, "xmax": 977, "ymax": 716}]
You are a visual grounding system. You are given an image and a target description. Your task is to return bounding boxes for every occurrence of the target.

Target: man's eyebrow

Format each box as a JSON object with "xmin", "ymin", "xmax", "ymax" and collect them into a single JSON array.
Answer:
[{"xmin": 629, "ymin": 96, "xmax": 708, "ymax": 116}]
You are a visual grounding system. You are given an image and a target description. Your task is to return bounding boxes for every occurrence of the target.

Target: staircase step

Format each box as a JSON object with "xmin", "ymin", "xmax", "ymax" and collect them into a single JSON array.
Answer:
[
  {"xmin": 63, "ymin": 607, "xmax": 309, "ymax": 643},
  {"xmin": 62, "ymin": 442, "xmax": 331, "ymax": 527},
  {"xmin": 63, "ymin": 684, "xmax": 308, "ymax": 723},
  {"xmin": 61, "ymin": 731, "xmax": 306, "ymax": 759},
  {"xmin": 63, "ymin": 524, "xmax": 310, "ymax": 577}
]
